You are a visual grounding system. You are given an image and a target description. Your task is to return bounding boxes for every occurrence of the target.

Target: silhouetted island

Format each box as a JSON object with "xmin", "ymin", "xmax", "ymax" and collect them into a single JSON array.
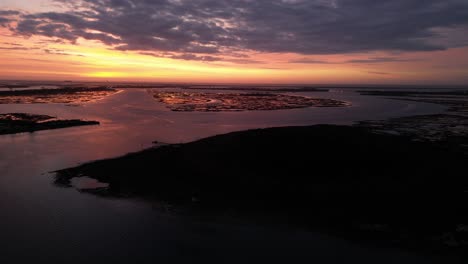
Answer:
[
  {"xmin": 0, "ymin": 113, "xmax": 99, "ymax": 135},
  {"xmin": 56, "ymin": 124, "xmax": 468, "ymax": 256}
]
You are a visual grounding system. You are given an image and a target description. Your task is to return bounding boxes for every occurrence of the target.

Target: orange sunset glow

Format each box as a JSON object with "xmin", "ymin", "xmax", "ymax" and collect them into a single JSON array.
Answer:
[
  {"xmin": 1, "ymin": 2, "xmax": 468, "ymax": 262},
  {"xmin": 1, "ymin": 0, "xmax": 467, "ymax": 84}
]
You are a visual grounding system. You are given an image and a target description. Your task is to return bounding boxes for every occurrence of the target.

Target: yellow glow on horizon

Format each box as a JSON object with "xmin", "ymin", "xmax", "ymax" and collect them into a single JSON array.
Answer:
[
  {"xmin": 0, "ymin": 29, "xmax": 467, "ymax": 84},
  {"xmin": 86, "ymin": 71, "xmax": 128, "ymax": 78}
]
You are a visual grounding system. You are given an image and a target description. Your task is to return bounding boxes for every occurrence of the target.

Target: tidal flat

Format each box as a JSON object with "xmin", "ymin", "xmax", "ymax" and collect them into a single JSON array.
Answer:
[
  {"xmin": 358, "ymin": 89, "xmax": 468, "ymax": 153},
  {"xmin": 152, "ymin": 91, "xmax": 349, "ymax": 112},
  {"xmin": 0, "ymin": 86, "xmax": 119, "ymax": 104}
]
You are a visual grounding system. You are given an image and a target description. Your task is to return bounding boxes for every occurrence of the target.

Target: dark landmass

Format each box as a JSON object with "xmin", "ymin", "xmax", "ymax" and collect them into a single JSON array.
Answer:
[
  {"xmin": 152, "ymin": 91, "xmax": 348, "ymax": 112},
  {"xmin": 358, "ymin": 90, "xmax": 468, "ymax": 113},
  {"xmin": 358, "ymin": 90, "xmax": 468, "ymax": 97},
  {"xmin": 182, "ymin": 86, "xmax": 329, "ymax": 92},
  {"xmin": 55, "ymin": 125, "xmax": 467, "ymax": 205},
  {"xmin": 357, "ymin": 90, "xmax": 468, "ymax": 154},
  {"xmin": 0, "ymin": 86, "xmax": 118, "ymax": 104},
  {"xmin": 56, "ymin": 124, "xmax": 468, "ymax": 256},
  {"xmin": 0, "ymin": 86, "xmax": 114, "ymax": 96},
  {"xmin": 83, "ymin": 83, "xmax": 468, "ymax": 91},
  {"xmin": 0, "ymin": 84, "xmax": 30, "ymax": 89},
  {"xmin": 399, "ymin": 98, "xmax": 468, "ymax": 113},
  {"xmin": 115, "ymin": 84, "xmax": 329, "ymax": 92},
  {"xmin": 116, "ymin": 84, "xmax": 176, "ymax": 89},
  {"xmin": 0, "ymin": 113, "xmax": 99, "ymax": 135},
  {"xmin": 115, "ymin": 83, "xmax": 467, "ymax": 90},
  {"xmin": 51, "ymin": 88, "xmax": 468, "ymax": 256},
  {"xmin": 358, "ymin": 114, "xmax": 468, "ymax": 154}
]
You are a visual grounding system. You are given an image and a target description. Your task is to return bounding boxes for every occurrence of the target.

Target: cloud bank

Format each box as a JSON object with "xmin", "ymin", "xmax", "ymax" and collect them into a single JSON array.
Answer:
[{"xmin": 1, "ymin": 0, "xmax": 467, "ymax": 61}]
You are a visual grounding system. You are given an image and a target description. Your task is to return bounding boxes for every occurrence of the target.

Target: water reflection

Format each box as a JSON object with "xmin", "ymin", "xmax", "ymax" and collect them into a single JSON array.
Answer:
[{"xmin": 0, "ymin": 88, "xmax": 450, "ymax": 264}]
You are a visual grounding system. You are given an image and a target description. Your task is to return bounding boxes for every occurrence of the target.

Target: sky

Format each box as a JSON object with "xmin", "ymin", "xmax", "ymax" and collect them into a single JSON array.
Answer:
[{"xmin": 0, "ymin": 0, "xmax": 467, "ymax": 84}]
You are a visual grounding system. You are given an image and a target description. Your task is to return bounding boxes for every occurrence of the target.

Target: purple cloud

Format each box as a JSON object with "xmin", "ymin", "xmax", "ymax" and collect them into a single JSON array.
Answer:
[{"xmin": 0, "ymin": 0, "xmax": 467, "ymax": 62}]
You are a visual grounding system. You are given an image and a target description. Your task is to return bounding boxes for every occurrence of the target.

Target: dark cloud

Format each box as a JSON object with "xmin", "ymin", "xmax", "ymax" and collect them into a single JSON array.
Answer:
[
  {"xmin": 368, "ymin": 71, "xmax": 391, "ymax": 75},
  {"xmin": 289, "ymin": 58, "xmax": 332, "ymax": 64},
  {"xmin": 0, "ymin": 42, "xmax": 39, "ymax": 50},
  {"xmin": 0, "ymin": 9, "xmax": 21, "ymax": 26},
  {"xmin": 261, "ymin": 66, "xmax": 289, "ymax": 70},
  {"xmin": 290, "ymin": 56, "xmax": 417, "ymax": 64},
  {"xmin": 346, "ymin": 57, "xmax": 418, "ymax": 63},
  {"xmin": 139, "ymin": 51, "xmax": 220, "ymax": 61},
  {"xmin": 0, "ymin": 46, "xmax": 31, "ymax": 50},
  {"xmin": 0, "ymin": 10, "xmax": 21, "ymax": 16},
  {"xmin": 224, "ymin": 58, "xmax": 265, "ymax": 64},
  {"xmin": 1, "ymin": 42, "xmax": 22, "ymax": 46},
  {"xmin": 19, "ymin": 57, "xmax": 55, "ymax": 63},
  {"xmin": 0, "ymin": 17, "xmax": 11, "ymax": 26},
  {"xmin": 3, "ymin": 0, "xmax": 468, "ymax": 60},
  {"xmin": 169, "ymin": 53, "xmax": 220, "ymax": 62},
  {"xmin": 139, "ymin": 51, "xmax": 263, "ymax": 64},
  {"xmin": 44, "ymin": 48, "xmax": 86, "ymax": 57}
]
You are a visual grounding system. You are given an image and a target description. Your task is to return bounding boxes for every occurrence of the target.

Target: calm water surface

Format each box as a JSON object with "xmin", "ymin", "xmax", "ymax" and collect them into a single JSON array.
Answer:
[{"xmin": 0, "ymin": 89, "xmax": 456, "ymax": 263}]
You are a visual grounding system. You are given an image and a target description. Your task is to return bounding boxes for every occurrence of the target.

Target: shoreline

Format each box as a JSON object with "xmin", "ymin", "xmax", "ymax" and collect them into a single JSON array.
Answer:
[
  {"xmin": 52, "ymin": 88, "xmax": 468, "ymax": 257},
  {"xmin": 0, "ymin": 113, "xmax": 100, "ymax": 135},
  {"xmin": 0, "ymin": 86, "xmax": 118, "ymax": 104},
  {"xmin": 357, "ymin": 89, "xmax": 468, "ymax": 153},
  {"xmin": 54, "ymin": 124, "xmax": 468, "ymax": 256},
  {"xmin": 151, "ymin": 91, "xmax": 350, "ymax": 112}
]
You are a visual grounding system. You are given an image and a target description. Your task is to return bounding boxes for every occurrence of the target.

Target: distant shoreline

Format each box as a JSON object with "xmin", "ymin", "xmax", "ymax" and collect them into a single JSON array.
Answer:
[
  {"xmin": 0, "ymin": 86, "xmax": 118, "ymax": 104},
  {"xmin": 1, "ymin": 80, "xmax": 468, "ymax": 90},
  {"xmin": 0, "ymin": 113, "xmax": 99, "ymax": 135}
]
